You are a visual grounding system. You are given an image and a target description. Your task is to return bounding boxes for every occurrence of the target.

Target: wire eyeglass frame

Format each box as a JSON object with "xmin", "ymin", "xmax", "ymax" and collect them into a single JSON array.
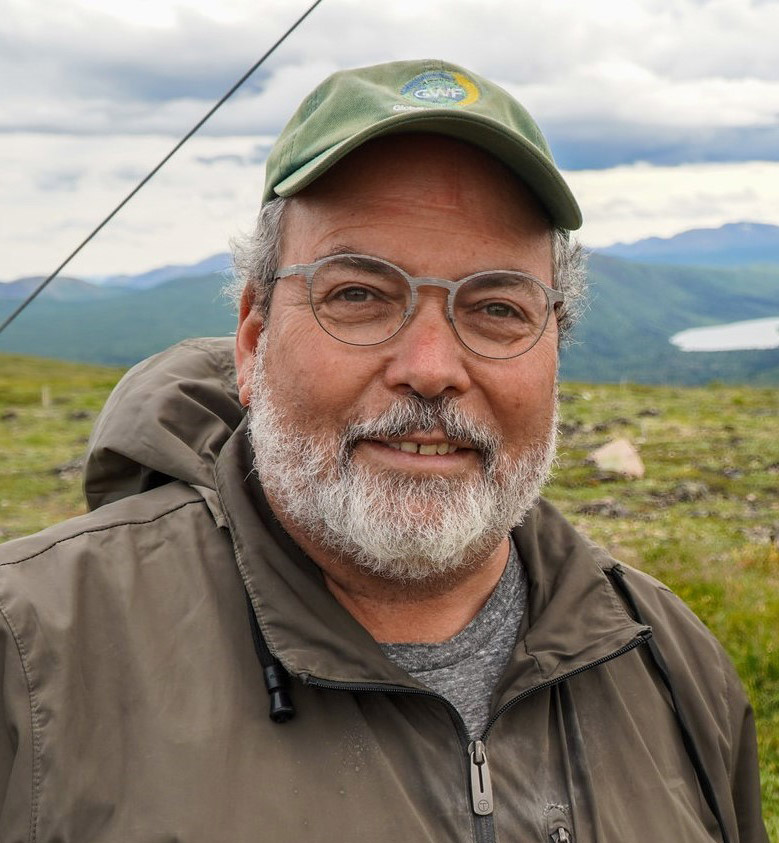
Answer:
[{"xmin": 274, "ymin": 253, "xmax": 564, "ymax": 360}]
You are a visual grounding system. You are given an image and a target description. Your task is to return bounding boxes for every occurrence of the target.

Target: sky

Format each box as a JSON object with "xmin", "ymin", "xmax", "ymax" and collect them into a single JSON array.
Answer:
[{"xmin": 2, "ymin": 0, "xmax": 779, "ymax": 280}]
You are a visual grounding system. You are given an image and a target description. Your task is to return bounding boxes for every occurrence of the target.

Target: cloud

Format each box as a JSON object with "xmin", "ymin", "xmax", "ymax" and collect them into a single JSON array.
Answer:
[
  {"xmin": 4, "ymin": 0, "xmax": 779, "ymax": 280},
  {"xmin": 3, "ymin": 131, "xmax": 779, "ymax": 279},
  {"xmin": 568, "ymin": 160, "xmax": 779, "ymax": 245},
  {"xmin": 35, "ymin": 169, "xmax": 83, "ymax": 192},
  {"xmin": 0, "ymin": 133, "xmax": 267, "ymax": 279},
  {"xmin": 548, "ymin": 124, "xmax": 779, "ymax": 170},
  {"xmin": 2, "ymin": 0, "xmax": 779, "ymax": 168},
  {"xmin": 195, "ymin": 154, "xmax": 248, "ymax": 166}
]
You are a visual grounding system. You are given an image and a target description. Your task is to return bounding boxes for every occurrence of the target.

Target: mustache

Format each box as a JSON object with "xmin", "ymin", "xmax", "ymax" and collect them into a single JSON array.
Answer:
[{"xmin": 339, "ymin": 394, "xmax": 501, "ymax": 471}]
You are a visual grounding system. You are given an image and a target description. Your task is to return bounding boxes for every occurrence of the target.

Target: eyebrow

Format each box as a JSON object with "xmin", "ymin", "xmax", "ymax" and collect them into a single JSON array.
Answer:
[
  {"xmin": 462, "ymin": 272, "xmax": 539, "ymax": 291},
  {"xmin": 318, "ymin": 244, "xmax": 367, "ymax": 260},
  {"xmin": 315, "ymin": 248, "xmax": 400, "ymax": 277},
  {"xmin": 315, "ymin": 246, "xmax": 543, "ymax": 281}
]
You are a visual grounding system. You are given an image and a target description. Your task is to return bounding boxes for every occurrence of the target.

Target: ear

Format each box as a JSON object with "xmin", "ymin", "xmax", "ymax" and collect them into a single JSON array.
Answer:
[{"xmin": 235, "ymin": 286, "xmax": 264, "ymax": 408}]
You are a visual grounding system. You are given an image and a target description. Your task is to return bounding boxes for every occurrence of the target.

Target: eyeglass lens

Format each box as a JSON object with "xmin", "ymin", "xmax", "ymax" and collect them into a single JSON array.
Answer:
[{"xmin": 309, "ymin": 255, "xmax": 551, "ymax": 359}]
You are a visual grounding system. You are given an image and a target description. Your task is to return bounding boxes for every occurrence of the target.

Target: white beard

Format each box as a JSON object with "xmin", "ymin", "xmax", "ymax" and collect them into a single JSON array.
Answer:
[{"xmin": 247, "ymin": 342, "xmax": 557, "ymax": 584}]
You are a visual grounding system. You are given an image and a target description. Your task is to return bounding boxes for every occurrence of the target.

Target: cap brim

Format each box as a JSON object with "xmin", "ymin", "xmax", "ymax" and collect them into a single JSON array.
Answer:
[{"xmin": 272, "ymin": 110, "xmax": 582, "ymax": 231}]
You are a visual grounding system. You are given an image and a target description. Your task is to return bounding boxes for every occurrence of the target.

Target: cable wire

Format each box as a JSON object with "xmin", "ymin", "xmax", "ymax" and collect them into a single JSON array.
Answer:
[{"xmin": 0, "ymin": 0, "xmax": 325, "ymax": 336}]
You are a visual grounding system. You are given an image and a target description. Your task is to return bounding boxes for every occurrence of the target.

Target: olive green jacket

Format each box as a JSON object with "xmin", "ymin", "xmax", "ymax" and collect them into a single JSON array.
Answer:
[{"xmin": 0, "ymin": 338, "xmax": 768, "ymax": 842}]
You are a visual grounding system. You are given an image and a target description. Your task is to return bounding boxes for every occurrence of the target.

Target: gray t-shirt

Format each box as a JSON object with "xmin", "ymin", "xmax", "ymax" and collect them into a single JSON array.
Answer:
[{"xmin": 379, "ymin": 538, "xmax": 526, "ymax": 739}]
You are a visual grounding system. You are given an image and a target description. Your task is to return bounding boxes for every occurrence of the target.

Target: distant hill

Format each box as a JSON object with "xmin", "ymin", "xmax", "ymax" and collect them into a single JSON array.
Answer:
[
  {"xmin": 596, "ymin": 222, "xmax": 779, "ymax": 267},
  {"xmin": 0, "ymin": 273, "xmax": 236, "ymax": 367},
  {"xmin": 0, "ymin": 276, "xmax": 126, "ymax": 302},
  {"xmin": 559, "ymin": 254, "xmax": 779, "ymax": 385},
  {"xmin": 96, "ymin": 252, "xmax": 232, "ymax": 290}
]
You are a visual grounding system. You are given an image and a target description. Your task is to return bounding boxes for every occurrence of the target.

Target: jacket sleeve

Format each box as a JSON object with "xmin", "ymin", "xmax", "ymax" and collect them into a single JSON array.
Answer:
[
  {"xmin": 722, "ymin": 652, "xmax": 769, "ymax": 843},
  {"xmin": 0, "ymin": 603, "xmax": 34, "ymax": 843}
]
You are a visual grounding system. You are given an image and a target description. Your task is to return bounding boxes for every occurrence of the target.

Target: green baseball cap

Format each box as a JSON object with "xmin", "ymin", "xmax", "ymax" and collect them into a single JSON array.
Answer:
[{"xmin": 263, "ymin": 59, "xmax": 582, "ymax": 230}]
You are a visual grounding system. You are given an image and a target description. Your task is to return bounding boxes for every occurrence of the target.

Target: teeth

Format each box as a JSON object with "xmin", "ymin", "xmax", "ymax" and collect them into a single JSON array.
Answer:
[{"xmin": 384, "ymin": 441, "xmax": 459, "ymax": 455}]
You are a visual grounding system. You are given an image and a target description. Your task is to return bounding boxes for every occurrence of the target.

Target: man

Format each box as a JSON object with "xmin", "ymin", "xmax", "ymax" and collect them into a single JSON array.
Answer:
[{"xmin": 0, "ymin": 60, "xmax": 767, "ymax": 841}]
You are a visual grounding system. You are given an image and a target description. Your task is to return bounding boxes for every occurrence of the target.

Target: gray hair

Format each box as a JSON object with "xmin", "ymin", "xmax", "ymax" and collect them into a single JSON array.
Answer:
[
  {"xmin": 227, "ymin": 197, "xmax": 287, "ymax": 318},
  {"xmin": 228, "ymin": 196, "xmax": 587, "ymax": 344},
  {"xmin": 551, "ymin": 229, "xmax": 588, "ymax": 342}
]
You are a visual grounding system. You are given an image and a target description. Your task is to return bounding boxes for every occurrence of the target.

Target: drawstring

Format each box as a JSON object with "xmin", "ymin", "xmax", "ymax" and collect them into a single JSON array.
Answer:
[
  {"xmin": 607, "ymin": 564, "xmax": 731, "ymax": 843},
  {"xmin": 245, "ymin": 591, "xmax": 295, "ymax": 723}
]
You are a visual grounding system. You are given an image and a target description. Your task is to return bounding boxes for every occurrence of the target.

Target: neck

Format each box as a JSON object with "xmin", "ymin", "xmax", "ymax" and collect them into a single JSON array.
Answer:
[
  {"xmin": 323, "ymin": 538, "xmax": 510, "ymax": 643},
  {"xmin": 267, "ymin": 490, "xmax": 511, "ymax": 642}
]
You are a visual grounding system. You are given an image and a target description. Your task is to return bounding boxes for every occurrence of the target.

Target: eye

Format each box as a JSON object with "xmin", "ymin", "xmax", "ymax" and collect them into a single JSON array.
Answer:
[
  {"xmin": 334, "ymin": 285, "xmax": 378, "ymax": 302},
  {"xmin": 480, "ymin": 301, "xmax": 524, "ymax": 319},
  {"xmin": 470, "ymin": 299, "xmax": 531, "ymax": 323}
]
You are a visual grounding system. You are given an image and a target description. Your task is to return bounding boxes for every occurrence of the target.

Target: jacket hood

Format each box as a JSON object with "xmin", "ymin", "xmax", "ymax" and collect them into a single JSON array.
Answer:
[{"xmin": 84, "ymin": 337, "xmax": 243, "ymax": 512}]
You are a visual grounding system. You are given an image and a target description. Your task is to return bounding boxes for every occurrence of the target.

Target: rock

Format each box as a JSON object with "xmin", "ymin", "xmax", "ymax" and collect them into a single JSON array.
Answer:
[
  {"xmin": 587, "ymin": 438, "xmax": 645, "ymax": 479},
  {"xmin": 559, "ymin": 421, "xmax": 583, "ymax": 436},
  {"xmin": 68, "ymin": 410, "xmax": 92, "ymax": 421},
  {"xmin": 651, "ymin": 482, "xmax": 711, "ymax": 506},
  {"xmin": 722, "ymin": 467, "xmax": 743, "ymax": 479},
  {"xmin": 51, "ymin": 456, "xmax": 85, "ymax": 480},
  {"xmin": 577, "ymin": 498, "xmax": 628, "ymax": 518},
  {"xmin": 739, "ymin": 525, "xmax": 778, "ymax": 546},
  {"xmin": 592, "ymin": 417, "xmax": 633, "ymax": 433},
  {"xmin": 670, "ymin": 482, "xmax": 710, "ymax": 502}
]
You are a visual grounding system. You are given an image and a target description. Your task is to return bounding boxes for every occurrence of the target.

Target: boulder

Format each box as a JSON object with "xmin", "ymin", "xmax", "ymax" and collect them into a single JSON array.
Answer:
[
  {"xmin": 577, "ymin": 498, "xmax": 628, "ymax": 518},
  {"xmin": 587, "ymin": 438, "xmax": 645, "ymax": 479}
]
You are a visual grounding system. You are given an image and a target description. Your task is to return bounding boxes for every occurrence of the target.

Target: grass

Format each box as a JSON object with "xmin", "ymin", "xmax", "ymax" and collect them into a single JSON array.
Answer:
[
  {"xmin": 553, "ymin": 382, "xmax": 778, "ymax": 835},
  {"xmin": 0, "ymin": 354, "xmax": 125, "ymax": 538},
  {"xmin": 1, "ymin": 353, "xmax": 777, "ymax": 834}
]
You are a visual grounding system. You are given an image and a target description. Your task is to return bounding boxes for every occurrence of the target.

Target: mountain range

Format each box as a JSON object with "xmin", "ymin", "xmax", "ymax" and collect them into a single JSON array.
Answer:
[
  {"xmin": 1, "ymin": 223, "xmax": 778, "ymax": 384},
  {"xmin": 595, "ymin": 221, "xmax": 779, "ymax": 267},
  {"xmin": 93, "ymin": 253, "xmax": 233, "ymax": 290}
]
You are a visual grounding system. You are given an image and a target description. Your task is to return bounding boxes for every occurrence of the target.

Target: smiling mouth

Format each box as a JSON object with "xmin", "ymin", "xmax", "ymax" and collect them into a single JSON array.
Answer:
[{"xmin": 378, "ymin": 440, "xmax": 462, "ymax": 456}]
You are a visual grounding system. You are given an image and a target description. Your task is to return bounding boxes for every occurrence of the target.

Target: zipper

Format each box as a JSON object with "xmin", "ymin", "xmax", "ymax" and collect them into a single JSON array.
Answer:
[
  {"xmin": 468, "ymin": 740, "xmax": 493, "ymax": 815},
  {"xmin": 480, "ymin": 631, "xmax": 650, "ymax": 741},
  {"xmin": 303, "ymin": 676, "xmax": 495, "ymax": 842},
  {"xmin": 303, "ymin": 631, "xmax": 649, "ymax": 841}
]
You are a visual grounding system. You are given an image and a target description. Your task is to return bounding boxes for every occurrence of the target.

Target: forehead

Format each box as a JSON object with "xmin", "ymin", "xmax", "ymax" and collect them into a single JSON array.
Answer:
[{"xmin": 279, "ymin": 135, "xmax": 553, "ymax": 277}]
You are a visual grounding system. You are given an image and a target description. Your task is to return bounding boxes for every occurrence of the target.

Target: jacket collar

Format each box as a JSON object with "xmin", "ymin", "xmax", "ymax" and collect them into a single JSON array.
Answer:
[{"xmin": 215, "ymin": 420, "xmax": 647, "ymax": 697}]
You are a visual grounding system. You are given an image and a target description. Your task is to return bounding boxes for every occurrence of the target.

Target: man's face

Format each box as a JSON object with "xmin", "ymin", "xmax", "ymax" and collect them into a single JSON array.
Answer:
[{"xmin": 236, "ymin": 135, "xmax": 559, "ymax": 582}]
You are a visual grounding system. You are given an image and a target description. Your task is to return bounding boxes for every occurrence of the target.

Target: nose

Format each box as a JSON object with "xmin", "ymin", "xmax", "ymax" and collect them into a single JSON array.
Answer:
[{"xmin": 382, "ymin": 290, "xmax": 472, "ymax": 399}]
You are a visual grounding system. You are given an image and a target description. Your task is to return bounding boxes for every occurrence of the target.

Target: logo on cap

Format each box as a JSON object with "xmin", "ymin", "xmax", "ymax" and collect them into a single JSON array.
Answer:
[{"xmin": 400, "ymin": 71, "xmax": 480, "ymax": 108}]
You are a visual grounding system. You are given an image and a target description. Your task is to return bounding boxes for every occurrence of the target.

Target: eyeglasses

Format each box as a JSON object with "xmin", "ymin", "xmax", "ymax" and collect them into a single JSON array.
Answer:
[{"xmin": 274, "ymin": 253, "xmax": 563, "ymax": 360}]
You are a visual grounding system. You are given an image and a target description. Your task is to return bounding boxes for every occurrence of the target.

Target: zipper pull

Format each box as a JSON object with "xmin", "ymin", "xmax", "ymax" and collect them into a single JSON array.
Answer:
[
  {"xmin": 468, "ymin": 740, "xmax": 493, "ymax": 816},
  {"xmin": 550, "ymin": 827, "xmax": 572, "ymax": 842}
]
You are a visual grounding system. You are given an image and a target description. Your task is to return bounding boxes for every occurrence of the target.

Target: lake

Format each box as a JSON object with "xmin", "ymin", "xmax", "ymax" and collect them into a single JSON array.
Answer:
[{"xmin": 670, "ymin": 317, "xmax": 779, "ymax": 352}]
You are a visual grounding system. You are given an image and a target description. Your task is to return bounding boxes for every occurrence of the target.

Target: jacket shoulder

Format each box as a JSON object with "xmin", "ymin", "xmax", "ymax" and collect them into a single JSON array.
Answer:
[
  {"xmin": 0, "ymin": 482, "xmax": 207, "ymax": 572},
  {"xmin": 610, "ymin": 562, "xmax": 724, "ymax": 653},
  {"xmin": 0, "ymin": 481, "xmax": 238, "ymax": 842}
]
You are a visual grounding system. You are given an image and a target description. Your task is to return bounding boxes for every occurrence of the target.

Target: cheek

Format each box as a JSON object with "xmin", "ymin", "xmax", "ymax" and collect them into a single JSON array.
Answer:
[
  {"xmin": 490, "ymin": 345, "xmax": 558, "ymax": 433},
  {"xmin": 262, "ymin": 316, "xmax": 376, "ymax": 423}
]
